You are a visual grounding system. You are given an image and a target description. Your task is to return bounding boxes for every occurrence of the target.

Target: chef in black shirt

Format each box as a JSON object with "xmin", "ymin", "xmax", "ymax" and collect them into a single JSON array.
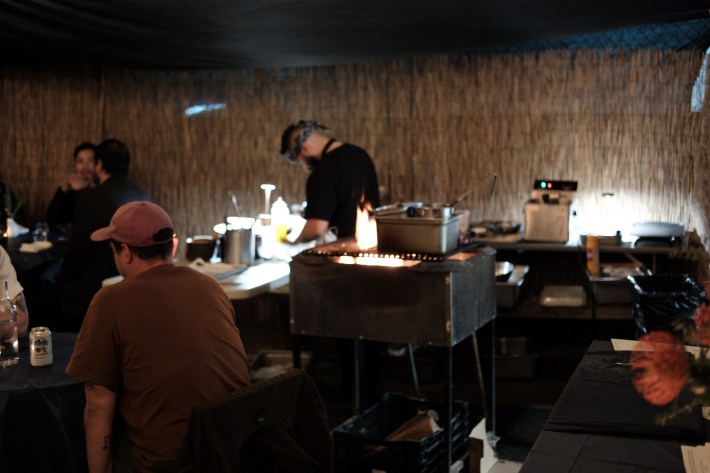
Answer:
[{"xmin": 280, "ymin": 120, "xmax": 380, "ymax": 242}]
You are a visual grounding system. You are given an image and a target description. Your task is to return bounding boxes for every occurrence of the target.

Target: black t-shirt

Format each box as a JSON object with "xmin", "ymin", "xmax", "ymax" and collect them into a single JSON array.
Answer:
[
  {"xmin": 57, "ymin": 176, "xmax": 150, "ymax": 317},
  {"xmin": 304, "ymin": 143, "xmax": 380, "ymax": 239},
  {"xmin": 46, "ymin": 187, "xmax": 86, "ymax": 228}
]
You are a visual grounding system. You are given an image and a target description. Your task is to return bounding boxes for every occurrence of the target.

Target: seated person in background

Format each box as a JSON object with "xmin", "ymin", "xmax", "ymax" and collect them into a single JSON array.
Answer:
[
  {"xmin": 56, "ymin": 138, "xmax": 149, "ymax": 324},
  {"xmin": 46, "ymin": 142, "xmax": 97, "ymax": 228},
  {"xmin": 0, "ymin": 178, "xmax": 27, "ymax": 229},
  {"xmin": 0, "ymin": 246, "xmax": 29, "ymax": 337},
  {"xmin": 67, "ymin": 201, "xmax": 250, "ymax": 473}
]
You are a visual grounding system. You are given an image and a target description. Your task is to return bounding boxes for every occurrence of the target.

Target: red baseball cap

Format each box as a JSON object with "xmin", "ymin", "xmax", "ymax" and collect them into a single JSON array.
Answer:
[{"xmin": 91, "ymin": 201, "xmax": 175, "ymax": 247}]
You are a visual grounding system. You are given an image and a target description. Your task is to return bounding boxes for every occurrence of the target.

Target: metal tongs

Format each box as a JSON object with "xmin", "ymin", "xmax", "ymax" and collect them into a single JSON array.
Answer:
[
  {"xmin": 374, "ymin": 201, "xmax": 420, "ymax": 217},
  {"xmin": 447, "ymin": 189, "xmax": 474, "ymax": 208},
  {"xmin": 229, "ymin": 192, "xmax": 241, "ymax": 217},
  {"xmin": 224, "ymin": 191, "xmax": 256, "ymax": 230},
  {"xmin": 223, "ymin": 191, "xmax": 241, "ymax": 224},
  {"xmin": 448, "ymin": 172, "xmax": 497, "ymax": 207}
]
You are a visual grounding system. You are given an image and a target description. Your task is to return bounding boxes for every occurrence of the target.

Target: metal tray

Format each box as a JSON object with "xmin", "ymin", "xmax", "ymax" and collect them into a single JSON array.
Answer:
[
  {"xmin": 375, "ymin": 214, "xmax": 461, "ymax": 255},
  {"xmin": 588, "ymin": 263, "xmax": 647, "ymax": 305},
  {"xmin": 496, "ymin": 264, "xmax": 529, "ymax": 308},
  {"xmin": 495, "ymin": 261, "xmax": 514, "ymax": 281},
  {"xmin": 539, "ymin": 285, "xmax": 586, "ymax": 307}
]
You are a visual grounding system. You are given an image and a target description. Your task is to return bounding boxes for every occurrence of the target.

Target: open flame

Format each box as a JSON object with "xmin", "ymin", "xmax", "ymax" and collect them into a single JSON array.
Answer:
[
  {"xmin": 337, "ymin": 255, "xmax": 407, "ymax": 267},
  {"xmin": 332, "ymin": 200, "xmax": 417, "ymax": 267},
  {"xmin": 355, "ymin": 203, "xmax": 377, "ymax": 250}
]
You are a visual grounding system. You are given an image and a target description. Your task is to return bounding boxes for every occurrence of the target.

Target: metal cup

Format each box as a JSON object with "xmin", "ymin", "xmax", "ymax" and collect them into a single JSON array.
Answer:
[
  {"xmin": 224, "ymin": 228, "xmax": 255, "ymax": 266},
  {"xmin": 32, "ymin": 222, "xmax": 49, "ymax": 242}
]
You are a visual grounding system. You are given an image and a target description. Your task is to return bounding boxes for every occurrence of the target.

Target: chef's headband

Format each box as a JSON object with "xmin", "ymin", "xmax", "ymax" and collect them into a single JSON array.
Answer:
[{"xmin": 282, "ymin": 120, "xmax": 329, "ymax": 163}]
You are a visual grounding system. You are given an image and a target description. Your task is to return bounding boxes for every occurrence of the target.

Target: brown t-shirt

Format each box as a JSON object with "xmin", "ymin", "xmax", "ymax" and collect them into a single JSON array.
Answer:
[{"xmin": 67, "ymin": 264, "xmax": 250, "ymax": 472}]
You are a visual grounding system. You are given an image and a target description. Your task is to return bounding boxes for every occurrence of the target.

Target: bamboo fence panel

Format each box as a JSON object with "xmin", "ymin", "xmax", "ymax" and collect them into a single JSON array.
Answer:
[
  {"xmin": 0, "ymin": 50, "xmax": 707, "ymax": 250},
  {"xmin": 0, "ymin": 65, "xmax": 104, "ymax": 222}
]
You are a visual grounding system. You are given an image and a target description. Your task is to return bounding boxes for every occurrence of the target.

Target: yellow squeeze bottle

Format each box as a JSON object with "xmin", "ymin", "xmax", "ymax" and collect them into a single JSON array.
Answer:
[{"xmin": 271, "ymin": 197, "xmax": 290, "ymax": 242}]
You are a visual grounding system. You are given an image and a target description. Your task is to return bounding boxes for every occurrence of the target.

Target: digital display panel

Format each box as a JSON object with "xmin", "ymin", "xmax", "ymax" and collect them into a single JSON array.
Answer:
[{"xmin": 533, "ymin": 180, "xmax": 578, "ymax": 191}]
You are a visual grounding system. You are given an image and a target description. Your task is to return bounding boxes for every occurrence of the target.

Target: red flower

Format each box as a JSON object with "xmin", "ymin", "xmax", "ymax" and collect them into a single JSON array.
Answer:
[
  {"xmin": 695, "ymin": 305, "xmax": 710, "ymax": 346},
  {"xmin": 630, "ymin": 331, "xmax": 690, "ymax": 406}
]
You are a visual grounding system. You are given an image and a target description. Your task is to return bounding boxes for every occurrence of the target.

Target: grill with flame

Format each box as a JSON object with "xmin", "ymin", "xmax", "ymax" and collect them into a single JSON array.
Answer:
[
  {"xmin": 290, "ymin": 205, "xmax": 497, "ymax": 467},
  {"xmin": 290, "ymin": 236, "xmax": 495, "ymax": 346},
  {"xmin": 290, "ymin": 234, "xmax": 496, "ymax": 462},
  {"xmin": 291, "ymin": 200, "xmax": 495, "ymax": 343}
]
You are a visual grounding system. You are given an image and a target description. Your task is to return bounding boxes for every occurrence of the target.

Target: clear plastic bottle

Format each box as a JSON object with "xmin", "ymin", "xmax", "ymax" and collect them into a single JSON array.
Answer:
[
  {"xmin": 271, "ymin": 197, "xmax": 289, "ymax": 243},
  {"xmin": 0, "ymin": 275, "xmax": 19, "ymax": 366}
]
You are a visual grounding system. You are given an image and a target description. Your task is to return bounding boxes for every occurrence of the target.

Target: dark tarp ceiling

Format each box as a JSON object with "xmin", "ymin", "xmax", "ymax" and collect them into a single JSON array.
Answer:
[{"xmin": 1, "ymin": 0, "xmax": 709, "ymax": 69}]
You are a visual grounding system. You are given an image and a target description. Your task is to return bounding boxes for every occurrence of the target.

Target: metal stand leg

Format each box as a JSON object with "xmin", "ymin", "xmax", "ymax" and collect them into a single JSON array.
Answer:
[
  {"xmin": 472, "ymin": 322, "xmax": 496, "ymax": 435},
  {"xmin": 353, "ymin": 339, "xmax": 361, "ymax": 415},
  {"xmin": 472, "ymin": 333, "xmax": 488, "ymax": 423},
  {"xmin": 406, "ymin": 343, "xmax": 420, "ymax": 397},
  {"xmin": 488, "ymin": 319, "xmax": 496, "ymax": 435},
  {"xmin": 292, "ymin": 335, "xmax": 302, "ymax": 369},
  {"xmin": 444, "ymin": 346, "xmax": 452, "ymax": 471}
]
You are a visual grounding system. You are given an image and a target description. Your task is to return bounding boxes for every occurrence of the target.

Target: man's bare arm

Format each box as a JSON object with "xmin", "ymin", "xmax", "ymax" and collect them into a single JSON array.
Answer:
[
  {"xmin": 294, "ymin": 218, "xmax": 329, "ymax": 243},
  {"xmin": 13, "ymin": 292, "xmax": 28, "ymax": 337},
  {"xmin": 84, "ymin": 383, "xmax": 118, "ymax": 473}
]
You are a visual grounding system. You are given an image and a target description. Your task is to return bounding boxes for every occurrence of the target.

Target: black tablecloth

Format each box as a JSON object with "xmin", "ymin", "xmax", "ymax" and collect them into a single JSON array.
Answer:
[
  {"xmin": 521, "ymin": 340, "xmax": 706, "ymax": 473},
  {"xmin": 0, "ymin": 332, "xmax": 86, "ymax": 473},
  {"xmin": 3, "ymin": 232, "xmax": 69, "ymax": 276},
  {"xmin": 545, "ymin": 342, "xmax": 703, "ymax": 442},
  {"xmin": 523, "ymin": 430, "xmax": 687, "ymax": 473}
]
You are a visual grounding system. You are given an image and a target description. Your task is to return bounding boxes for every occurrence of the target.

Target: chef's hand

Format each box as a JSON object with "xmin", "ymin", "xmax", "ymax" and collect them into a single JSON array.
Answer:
[{"xmin": 283, "ymin": 228, "xmax": 296, "ymax": 244}]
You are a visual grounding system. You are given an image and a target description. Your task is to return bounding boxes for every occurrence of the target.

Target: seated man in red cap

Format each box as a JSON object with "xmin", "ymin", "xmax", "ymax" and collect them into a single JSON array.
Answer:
[{"xmin": 67, "ymin": 201, "xmax": 250, "ymax": 473}]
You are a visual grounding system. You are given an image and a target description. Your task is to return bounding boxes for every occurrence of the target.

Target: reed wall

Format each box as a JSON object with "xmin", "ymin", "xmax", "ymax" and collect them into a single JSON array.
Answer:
[{"xmin": 0, "ymin": 50, "xmax": 707, "ymax": 249}]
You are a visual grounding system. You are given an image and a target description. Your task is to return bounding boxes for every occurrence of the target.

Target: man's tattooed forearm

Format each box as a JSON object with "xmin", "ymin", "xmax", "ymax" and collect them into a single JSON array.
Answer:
[{"xmin": 14, "ymin": 293, "xmax": 27, "ymax": 314}]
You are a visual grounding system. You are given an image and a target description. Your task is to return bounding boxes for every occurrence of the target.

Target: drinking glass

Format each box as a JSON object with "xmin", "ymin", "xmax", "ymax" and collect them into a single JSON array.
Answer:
[
  {"xmin": 0, "ymin": 275, "xmax": 18, "ymax": 367},
  {"xmin": 32, "ymin": 222, "xmax": 49, "ymax": 242}
]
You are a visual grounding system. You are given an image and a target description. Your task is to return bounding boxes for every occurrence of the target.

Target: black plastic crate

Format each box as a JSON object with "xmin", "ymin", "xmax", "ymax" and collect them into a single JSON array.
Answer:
[{"xmin": 333, "ymin": 392, "xmax": 470, "ymax": 473}]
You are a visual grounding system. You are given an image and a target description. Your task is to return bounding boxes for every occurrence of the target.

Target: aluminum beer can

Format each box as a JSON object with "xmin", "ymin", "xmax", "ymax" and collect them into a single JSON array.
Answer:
[{"xmin": 29, "ymin": 326, "xmax": 53, "ymax": 367}]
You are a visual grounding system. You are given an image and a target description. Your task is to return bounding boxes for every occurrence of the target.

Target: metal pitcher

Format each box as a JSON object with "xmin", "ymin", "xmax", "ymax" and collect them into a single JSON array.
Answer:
[{"xmin": 223, "ymin": 228, "xmax": 255, "ymax": 266}]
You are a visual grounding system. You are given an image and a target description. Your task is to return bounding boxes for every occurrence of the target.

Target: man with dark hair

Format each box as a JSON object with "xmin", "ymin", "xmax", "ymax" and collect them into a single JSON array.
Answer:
[
  {"xmin": 46, "ymin": 141, "xmax": 98, "ymax": 228},
  {"xmin": 56, "ymin": 138, "xmax": 149, "ymax": 327},
  {"xmin": 67, "ymin": 201, "xmax": 250, "ymax": 473},
  {"xmin": 280, "ymin": 120, "xmax": 380, "ymax": 242},
  {"xmin": 94, "ymin": 138, "xmax": 131, "ymax": 177}
]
